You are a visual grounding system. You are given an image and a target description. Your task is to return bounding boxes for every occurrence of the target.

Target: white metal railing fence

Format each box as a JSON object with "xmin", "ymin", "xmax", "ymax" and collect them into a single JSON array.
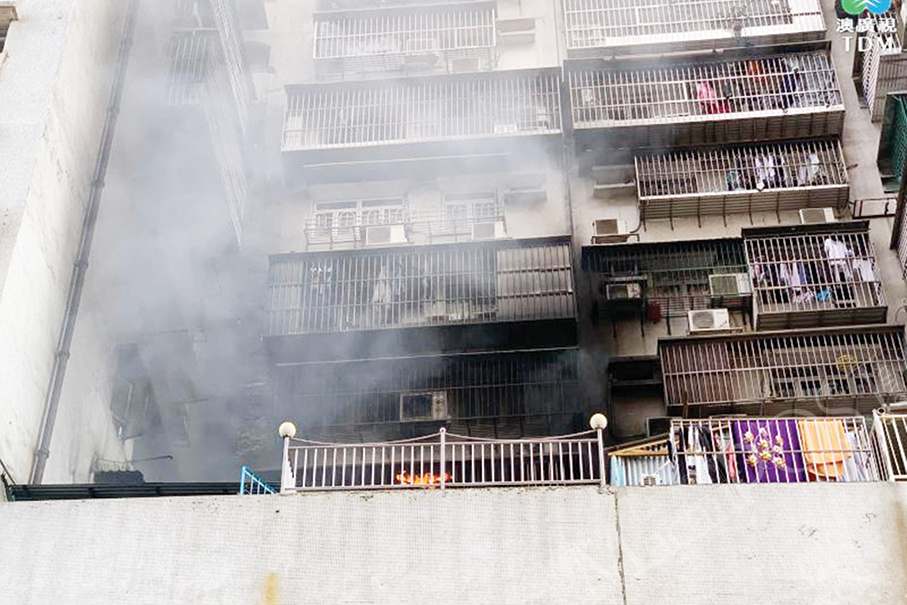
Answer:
[
  {"xmin": 279, "ymin": 427, "xmax": 606, "ymax": 493},
  {"xmin": 669, "ymin": 417, "xmax": 880, "ymax": 484},
  {"xmin": 873, "ymin": 410, "xmax": 907, "ymax": 481}
]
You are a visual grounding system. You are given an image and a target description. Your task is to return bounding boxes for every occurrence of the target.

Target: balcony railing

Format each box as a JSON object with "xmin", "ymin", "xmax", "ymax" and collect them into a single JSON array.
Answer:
[
  {"xmin": 659, "ymin": 326, "xmax": 907, "ymax": 416},
  {"xmin": 267, "ymin": 237, "xmax": 575, "ymax": 336},
  {"xmin": 273, "ymin": 348, "xmax": 582, "ymax": 440},
  {"xmin": 668, "ymin": 417, "xmax": 880, "ymax": 484},
  {"xmin": 743, "ymin": 222, "xmax": 887, "ymax": 330},
  {"xmin": 279, "ymin": 427, "xmax": 606, "ymax": 493},
  {"xmin": 282, "ymin": 70, "xmax": 562, "ymax": 152},
  {"xmin": 314, "ymin": 4, "xmax": 497, "ymax": 80},
  {"xmin": 635, "ymin": 139, "xmax": 849, "ymax": 222},
  {"xmin": 873, "ymin": 410, "xmax": 907, "ymax": 481},
  {"xmin": 168, "ymin": 29, "xmax": 215, "ymax": 106},
  {"xmin": 563, "ymin": 0, "xmax": 825, "ymax": 54},
  {"xmin": 568, "ymin": 48, "xmax": 843, "ymax": 147},
  {"xmin": 304, "ymin": 209, "xmax": 507, "ymax": 251}
]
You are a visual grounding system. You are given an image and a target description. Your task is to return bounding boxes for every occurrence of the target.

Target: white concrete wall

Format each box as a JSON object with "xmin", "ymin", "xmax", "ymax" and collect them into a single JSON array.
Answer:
[
  {"xmin": 0, "ymin": 0, "xmax": 129, "ymax": 484},
  {"xmin": 1, "ymin": 484, "xmax": 906, "ymax": 604}
]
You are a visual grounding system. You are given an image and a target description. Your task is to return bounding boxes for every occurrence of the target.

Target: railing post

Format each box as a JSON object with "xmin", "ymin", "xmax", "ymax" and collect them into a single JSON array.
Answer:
[
  {"xmin": 440, "ymin": 428, "xmax": 447, "ymax": 490},
  {"xmin": 590, "ymin": 414, "xmax": 608, "ymax": 493},
  {"xmin": 278, "ymin": 421, "xmax": 298, "ymax": 495}
]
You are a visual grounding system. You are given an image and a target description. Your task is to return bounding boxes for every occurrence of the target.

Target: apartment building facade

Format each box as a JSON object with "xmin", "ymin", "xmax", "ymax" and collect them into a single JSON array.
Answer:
[{"xmin": 239, "ymin": 0, "xmax": 907, "ymax": 455}]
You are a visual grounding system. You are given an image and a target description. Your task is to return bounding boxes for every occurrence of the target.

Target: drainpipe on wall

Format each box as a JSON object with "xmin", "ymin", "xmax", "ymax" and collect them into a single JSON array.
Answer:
[{"xmin": 29, "ymin": 0, "xmax": 141, "ymax": 484}]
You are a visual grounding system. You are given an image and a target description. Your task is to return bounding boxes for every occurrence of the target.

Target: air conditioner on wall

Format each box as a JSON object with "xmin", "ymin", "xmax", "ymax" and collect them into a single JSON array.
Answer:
[
  {"xmin": 688, "ymin": 308, "xmax": 732, "ymax": 334},
  {"xmin": 605, "ymin": 283, "xmax": 642, "ymax": 300},
  {"xmin": 799, "ymin": 208, "xmax": 836, "ymax": 224},
  {"xmin": 400, "ymin": 392, "xmax": 449, "ymax": 421},
  {"xmin": 709, "ymin": 273, "xmax": 752, "ymax": 297},
  {"xmin": 472, "ymin": 221, "xmax": 507, "ymax": 240},
  {"xmin": 591, "ymin": 219, "xmax": 630, "ymax": 244},
  {"xmin": 364, "ymin": 224, "xmax": 407, "ymax": 247}
]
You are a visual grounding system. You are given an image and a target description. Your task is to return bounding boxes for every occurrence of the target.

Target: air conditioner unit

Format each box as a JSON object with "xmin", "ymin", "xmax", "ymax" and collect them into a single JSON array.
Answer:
[
  {"xmin": 472, "ymin": 221, "xmax": 507, "ymax": 240},
  {"xmin": 400, "ymin": 392, "xmax": 449, "ymax": 421},
  {"xmin": 591, "ymin": 219, "xmax": 630, "ymax": 244},
  {"xmin": 364, "ymin": 224, "xmax": 407, "ymax": 247},
  {"xmin": 494, "ymin": 123, "xmax": 519, "ymax": 134},
  {"xmin": 709, "ymin": 273, "xmax": 752, "ymax": 297},
  {"xmin": 799, "ymin": 208, "xmax": 836, "ymax": 224},
  {"xmin": 497, "ymin": 17, "xmax": 536, "ymax": 45},
  {"xmin": 605, "ymin": 283, "xmax": 642, "ymax": 300},
  {"xmin": 688, "ymin": 309, "xmax": 732, "ymax": 334}
]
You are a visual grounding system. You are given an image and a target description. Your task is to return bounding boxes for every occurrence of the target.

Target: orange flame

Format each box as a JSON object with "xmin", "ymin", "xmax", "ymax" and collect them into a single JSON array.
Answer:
[{"xmin": 395, "ymin": 470, "xmax": 451, "ymax": 487}]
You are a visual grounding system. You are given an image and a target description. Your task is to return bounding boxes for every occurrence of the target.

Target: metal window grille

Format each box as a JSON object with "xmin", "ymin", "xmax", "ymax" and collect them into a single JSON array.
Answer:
[
  {"xmin": 279, "ymin": 428, "xmax": 605, "ymax": 492},
  {"xmin": 274, "ymin": 348, "xmax": 582, "ymax": 437},
  {"xmin": 659, "ymin": 326, "xmax": 907, "ymax": 416},
  {"xmin": 238, "ymin": 466, "xmax": 276, "ymax": 494},
  {"xmin": 314, "ymin": 6, "xmax": 497, "ymax": 79},
  {"xmin": 168, "ymin": 29, "xmax": 215, "ymax": 106},
  {"xmin": 282, "ymin": 72, "xmax": 563, "ymax": 151},
  {"xmin": 669, "ymin": 417, "xmax": 880, "ymax": 484},
  {"xmin": 267, "ymin": 238, "xmax": 575, "ymax": 335},
  {"xmin": 581, "ymin": 239, "xmax": 747, "ymax": 318},
  {"xmin": 563, "ymin": 0, "xmax": 824, "ymax": 51},
  {"xmin": 168, "ymin": 27, "xmax": 248, "ymax": 242},
  {"xmin": 635, "ymin": 139, "xmax": 849, "ymax": 221},
  {"xmin": 316, "ymin": 0, "xmax": 475, "ymax": 10},
  {"xmin": 898, "ymin": 198, "xmax": 907, "ymax": 281},
  {"xmin": 873, "ymin": 410, "xmax": 907, "ymax": 481},
  {"xmin": 569, "ymin": 50, "xmax": 842, "ymax": 128},
  {"xmin": 743, "ymin": 223, "xmax": 887, "ymax": 330},
  {"xmin": 209, "ymin": 0, "xmax": 250, "ymax": 133},
  {"xmin": 856, "ymin": 10, "xmax": 905, "ymax": 123}
]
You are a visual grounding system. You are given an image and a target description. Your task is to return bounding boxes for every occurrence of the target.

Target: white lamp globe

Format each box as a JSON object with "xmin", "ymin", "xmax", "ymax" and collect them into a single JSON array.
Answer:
[
  {"xmin": 278, "ymin": 421, "xmax": 297, "ymax": 439},
  {"xmin": 589, "ymin": 414, "xmax": 608, "ymax": 431}
]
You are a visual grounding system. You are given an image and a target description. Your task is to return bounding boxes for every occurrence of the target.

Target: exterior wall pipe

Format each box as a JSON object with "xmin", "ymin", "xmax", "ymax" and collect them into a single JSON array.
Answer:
[{"xmin": 30, "ymin": 0, "xmax": 141, "ymax": 484}]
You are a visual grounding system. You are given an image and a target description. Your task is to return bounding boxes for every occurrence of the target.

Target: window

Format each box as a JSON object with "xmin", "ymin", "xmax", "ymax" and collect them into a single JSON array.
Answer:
[
  {"xmin": 443, "ymin": 193, "xmax": 501, "ymax": 231},
  {"xmin": 312, "ymin": 198, "xmax": 406, "ymax": 242}
]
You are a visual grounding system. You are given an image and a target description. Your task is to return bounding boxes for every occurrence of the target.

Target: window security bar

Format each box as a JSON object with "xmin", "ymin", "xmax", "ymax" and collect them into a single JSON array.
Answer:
[
  {"xmin": 168, "ymin": 29, "xmax": 215, "ymax": 106},
  {"xmin": 282, "ymin": 73, "xmax": 562, "ymax": 151},
  {"xmin": 744, "ymin": 225, "xmax": 887, "ymax": 328},
  {"xmin": 635, "ymin": 139, "xmax": 849, "ymax": 220},
  {"xmin": 873, "ymin": 410, "xmax": 907, "ymax": 481},
  {"xmin": 279, "ymin": 425, "xmax": 607, "ymax": 493},
  {"xmin": 314, "ymin": 6, "xmax": 496, "ymax": 79},
  {"xmin": 563, "ymin": 0, "xmax": 824, "ymax": 52},
  {"xmin": 267, "ymin": 239, "xmax": 575, "ymax": 336},
  {"xmin": 668, "ymin": 416, "xmax": 880, "ymax": 484},
  {"xmin": 238, "ymin": 466, "xmax": 276, "ymax": 495},
  {"xmin": 659, "ymin": 327, "xmax": 907, "ymax": 414},
  {"xmin": 570, "ymin": 50, "xmax": 842, "ymax": 128}
]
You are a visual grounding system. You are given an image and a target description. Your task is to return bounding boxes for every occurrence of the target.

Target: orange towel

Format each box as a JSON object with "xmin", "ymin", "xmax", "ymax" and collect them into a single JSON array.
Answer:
[{"xmin": 797, "ymin": 419, "xmax": 852, "ymax": 480}]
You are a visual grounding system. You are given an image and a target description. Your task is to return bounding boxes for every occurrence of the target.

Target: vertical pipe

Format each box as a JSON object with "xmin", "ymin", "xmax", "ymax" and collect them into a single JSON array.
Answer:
[
  {"xmin": 596, "ymin": 426, "xmax": 606, "ymax": 492},
  {"xmin": 439, "ymin": 427, "xmax": 447, "ymax": 489}
]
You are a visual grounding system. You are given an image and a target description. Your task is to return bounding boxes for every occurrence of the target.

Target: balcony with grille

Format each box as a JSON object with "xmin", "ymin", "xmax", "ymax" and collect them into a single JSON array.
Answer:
[
  {"xmin": 563, "ymin": 0, "xmax": 825, "ymax": 56},
  {"xmin": 281, "ymin": 69, "xmax": 562, "ymax": 179},
  {"xmin": 659, "ymin": 325, "xmax": 907, "ymax": 417},
  {"xmin": 743, "ymin": 221, "xmax": 887, "ymax": 331},
  {"xmin": 635, "ymin": 139, "xmax": 849, "ymax": 224},
  {"xmin": 313, "ymin": 3, "xmax": 498, "ymax": 81},
  {"xmin": 167, "ymin": 27, "xmax": 249, "ymax": 243},
  {"xmin": 581, "ymin": 238, "xmax": 748, "ymax": 331},
  {"xmin": 265, "ymin": 236, "xmax": 577, "ymax": 360},
  {"xmin": 273, "ymin": 348, "xmax": 583, "ymax": 440},
  {"xmin": 567, "ymin": 45, "xmax": 843, "ymax": 150}
]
